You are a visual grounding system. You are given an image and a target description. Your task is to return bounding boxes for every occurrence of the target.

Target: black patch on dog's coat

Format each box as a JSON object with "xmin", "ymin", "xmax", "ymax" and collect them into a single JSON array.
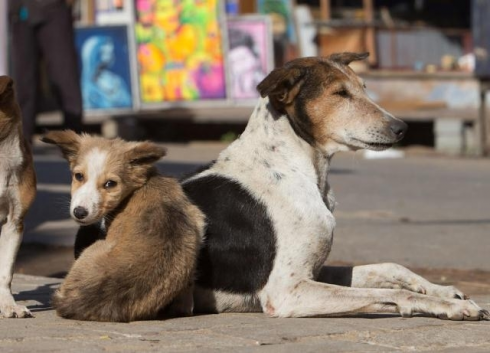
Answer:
[
  {"xmin": 74, "ymin": 224, "xmax": 106, "ymax": 259},
  {"xmin": 183, "ymin": 175, "xmax": 276, "ymax": 294}
]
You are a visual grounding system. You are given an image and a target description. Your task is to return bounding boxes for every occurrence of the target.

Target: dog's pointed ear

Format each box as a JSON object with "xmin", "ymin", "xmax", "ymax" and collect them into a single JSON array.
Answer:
[
  {"xmin": 328, "ymin": 52, "xmax": 369, "ymax": 66},
  {"xmin": 126, "ymin": 141, "xmax": 167, "ymax": 166},
  {"xmin": 126, "ymin": 142, "xmax": 166, "ymax": 186},
  {"xmin": 257, "ymin": 66, "xmax": 305, "ymax": 112},
  {"xmin": 41, "ymin": 130, "xmax": 81, "ymax": 163}
]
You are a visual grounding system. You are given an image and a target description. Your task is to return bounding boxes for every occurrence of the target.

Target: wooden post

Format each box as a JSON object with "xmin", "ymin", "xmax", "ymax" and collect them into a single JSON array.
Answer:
[
  {"xmin": 320, "ymin": 0, "xmax": 331, "ymax": 20},
  {"xmin": 363, "ymin": 0, "xmax": 376, "ymax": 65}
]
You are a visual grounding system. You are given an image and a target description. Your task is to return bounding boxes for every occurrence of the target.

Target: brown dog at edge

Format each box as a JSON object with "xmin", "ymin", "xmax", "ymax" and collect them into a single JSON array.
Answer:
[{"xmin": 0, "ymin": 76, "xmax": 36, "ymax": 318}]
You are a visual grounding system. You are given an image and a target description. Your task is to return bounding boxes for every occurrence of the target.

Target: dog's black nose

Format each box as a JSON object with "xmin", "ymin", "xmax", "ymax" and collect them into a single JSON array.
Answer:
[
  {"xmin": 73, "ymin": 206, "xmax": 88, "ymax": 220},
  {"xmin": 390, "ymin": 120, "xmax": 408, "ymax": 140}
]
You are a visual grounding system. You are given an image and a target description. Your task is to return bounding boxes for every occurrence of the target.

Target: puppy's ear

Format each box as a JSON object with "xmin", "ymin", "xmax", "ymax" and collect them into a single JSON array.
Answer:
[
  {"xmin": 125, "ymin": 142, "xmax": 166, "ymax": 186},
  {"xmin": 126, "ymin": 142, "xmax": 167, "ymax": 166},
  {"xmin": 328, "ymin": 52, "xmax": 369, "ymax": 66},
  {"xmin": 41, "ymin": 130, "xmax": 81, "ymax": 163},
  {"xmin": 257, "ymin": 66, "xmax": 305, "ymax": 112}
]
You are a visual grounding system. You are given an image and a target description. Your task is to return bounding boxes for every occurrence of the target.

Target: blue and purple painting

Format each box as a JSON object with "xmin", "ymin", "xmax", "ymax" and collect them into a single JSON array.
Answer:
[{"xmin": 75, "ymin": 25, "xmax": 133, "ymax": 110}]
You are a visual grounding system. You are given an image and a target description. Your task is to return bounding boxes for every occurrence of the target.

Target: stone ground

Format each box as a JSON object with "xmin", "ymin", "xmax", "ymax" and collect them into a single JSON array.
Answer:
[
  {"xmin": 3, "ymin": 275, "xmax": 490, "ymax": 353},
  {"xmin": 2, "ymin": 141, "xmax": 490, "ymax": 352}
]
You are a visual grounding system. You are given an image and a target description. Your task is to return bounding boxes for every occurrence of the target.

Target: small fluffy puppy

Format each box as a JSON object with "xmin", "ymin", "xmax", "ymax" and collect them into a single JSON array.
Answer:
[
  {"xmin": 42, "ymin": 131, "xmax": 204, "ymax": 322},
  {"xmin": 0, "ymin": 76, "xmax": 36, "ymax": 318}
]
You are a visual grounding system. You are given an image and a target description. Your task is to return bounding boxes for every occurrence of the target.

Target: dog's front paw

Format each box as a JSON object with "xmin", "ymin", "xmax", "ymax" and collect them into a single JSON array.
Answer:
[
  {"xmin": 0, "ymin": 289, "xmax": 33, "ymax": 318},
  {"xmin": 0, "ymin": 302, "xmax": 33, "ymax": 318},
  {"xmin": 436, "ymin": 299, "xmax": 488, "ymax": 321},
  {"xmin": 425, "ymin": 284, "xmax": 468, "ymax": 300}
]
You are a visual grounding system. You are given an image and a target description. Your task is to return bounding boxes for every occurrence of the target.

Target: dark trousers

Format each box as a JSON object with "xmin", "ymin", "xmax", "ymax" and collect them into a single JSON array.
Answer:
[{"xmin": 10, "ymin": 2, "xmax": 83, "ymax": 141}]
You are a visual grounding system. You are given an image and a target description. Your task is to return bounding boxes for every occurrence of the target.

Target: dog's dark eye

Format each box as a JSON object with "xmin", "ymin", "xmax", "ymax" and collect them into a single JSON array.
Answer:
[
  {"xmin": 334, "ymin": 89, "xmax": 350, "ymax": 98},
  {"xmin": 74, "ymin": 173, "xmax": 84, "ymax": 182},
  {"xmin": 104, "ymin": 180, "xmax": 117, "ymax": 189}
]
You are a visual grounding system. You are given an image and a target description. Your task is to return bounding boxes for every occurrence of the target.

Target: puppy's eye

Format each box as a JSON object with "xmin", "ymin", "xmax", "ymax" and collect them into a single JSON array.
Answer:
[
  {"xmin": 334, "ymin": 89, "xmax": 350, "ymax": 98},
  {"xmin": 104, "ymin": 180, "xmax": 117, "ymax": 189},
  {"xmin": 74, "ymin": 173, "xmax": 84, "ymax": 182}
]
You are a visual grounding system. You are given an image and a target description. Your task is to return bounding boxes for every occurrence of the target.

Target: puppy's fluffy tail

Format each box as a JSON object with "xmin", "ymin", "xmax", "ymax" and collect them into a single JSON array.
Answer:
[{"xmin": 51, "ymin": 233, "xmax": 200, "ymax": 322}]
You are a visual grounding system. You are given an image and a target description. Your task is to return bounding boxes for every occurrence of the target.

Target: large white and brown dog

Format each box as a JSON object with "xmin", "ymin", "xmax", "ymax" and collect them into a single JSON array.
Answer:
[
  {"xmin": 0, "ymin": 76, "xmax": 36, "ymax": 318},
  {"xmin": 181, "ymin": 53, "xmax": 488, "ymax": 320}
]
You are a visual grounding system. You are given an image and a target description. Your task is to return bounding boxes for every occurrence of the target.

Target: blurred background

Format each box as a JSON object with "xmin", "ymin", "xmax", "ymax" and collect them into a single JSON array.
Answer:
[{"xmin": 0, "ymin": 0, "xmax": 489, "ymax": 293}]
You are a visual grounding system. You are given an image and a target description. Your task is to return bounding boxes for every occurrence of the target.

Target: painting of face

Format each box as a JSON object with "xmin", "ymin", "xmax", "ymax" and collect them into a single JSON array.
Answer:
[{"xmin": 75, "ymin": 26, "xmax": 133, "ymax": 110}]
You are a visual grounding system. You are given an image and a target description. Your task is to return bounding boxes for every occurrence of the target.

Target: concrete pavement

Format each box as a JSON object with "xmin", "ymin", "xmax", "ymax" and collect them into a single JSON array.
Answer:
[{"xmin": 1, "ymin": 275, "xmax": 489, "ymax": 352}]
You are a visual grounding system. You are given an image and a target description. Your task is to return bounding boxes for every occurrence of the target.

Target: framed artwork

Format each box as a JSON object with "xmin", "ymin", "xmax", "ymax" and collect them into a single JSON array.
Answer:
[
  {"xmin": 227, "ymin": 15, "xmax": 274, "ymax": 102},
  {"xmin": 257, "ymin": 0, "xmax": 297, "ymax": 43},
  {"xmin": 95, "ymin": 0, "xmax": 135, "ymax": 25},
  {"xmin": 75, "ymin": 25, "xmax": 135, "ymax": 112},
  {"xmin": 134, "ymin": 0, "xmax": 228, "ymax": 107}
]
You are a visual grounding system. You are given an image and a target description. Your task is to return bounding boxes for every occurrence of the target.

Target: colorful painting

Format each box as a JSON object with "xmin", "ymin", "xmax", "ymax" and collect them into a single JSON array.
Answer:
[
  {"xmin": 227, "ymin": 16, "xmax": 274, "ymax": 100},
  {"xmin": 75, "ymin": 26, "xmax": 133, "ymax": 110},
  {"xmin": 135, "ymin": 0, "xmax": 226, "ymax": 104}
]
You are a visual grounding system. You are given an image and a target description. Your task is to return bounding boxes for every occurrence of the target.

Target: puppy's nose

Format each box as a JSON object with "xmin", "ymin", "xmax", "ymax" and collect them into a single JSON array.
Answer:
[
  {"xmin": 73, "ymin": 206, "xmax": 88, "ymax": 220},
  {"xmin": 389, "ymin": 119, "xmax": 408, "ymax": 140}
]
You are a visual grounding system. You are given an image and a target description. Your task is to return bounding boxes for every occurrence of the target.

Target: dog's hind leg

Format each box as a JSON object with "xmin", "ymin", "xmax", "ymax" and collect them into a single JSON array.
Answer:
[
  {"xmin": 260, "ymin": 279, "xmax": 489, "ymax": 320},
  {"xmin": 0, "ymin": 219, "xmax": 32, "ymax": 318},
  {"xmin": 318, "ymin": 263, "xmax": 467, "ymax": 300}
]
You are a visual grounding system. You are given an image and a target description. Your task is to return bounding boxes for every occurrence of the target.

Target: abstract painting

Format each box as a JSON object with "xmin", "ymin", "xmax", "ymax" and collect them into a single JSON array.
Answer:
[{"xmin": 134, "ymin": 0, "xmax": 226, "ymax": 105}]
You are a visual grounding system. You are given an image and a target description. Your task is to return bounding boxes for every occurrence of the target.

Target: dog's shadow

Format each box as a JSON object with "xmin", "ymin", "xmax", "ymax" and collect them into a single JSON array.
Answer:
[{"xmin": 13, "ymin": 282, "xmax": 59, "ymax": 313}]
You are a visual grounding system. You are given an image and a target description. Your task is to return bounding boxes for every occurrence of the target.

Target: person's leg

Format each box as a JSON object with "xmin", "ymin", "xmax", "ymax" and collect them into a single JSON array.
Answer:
[
  {"xmin": 10, "ymin": 18, "xmax": 39, "ymax": 142},
  {"xmin": 37, "ymin": 3, "xmax": 83, "ymax": 133}
]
